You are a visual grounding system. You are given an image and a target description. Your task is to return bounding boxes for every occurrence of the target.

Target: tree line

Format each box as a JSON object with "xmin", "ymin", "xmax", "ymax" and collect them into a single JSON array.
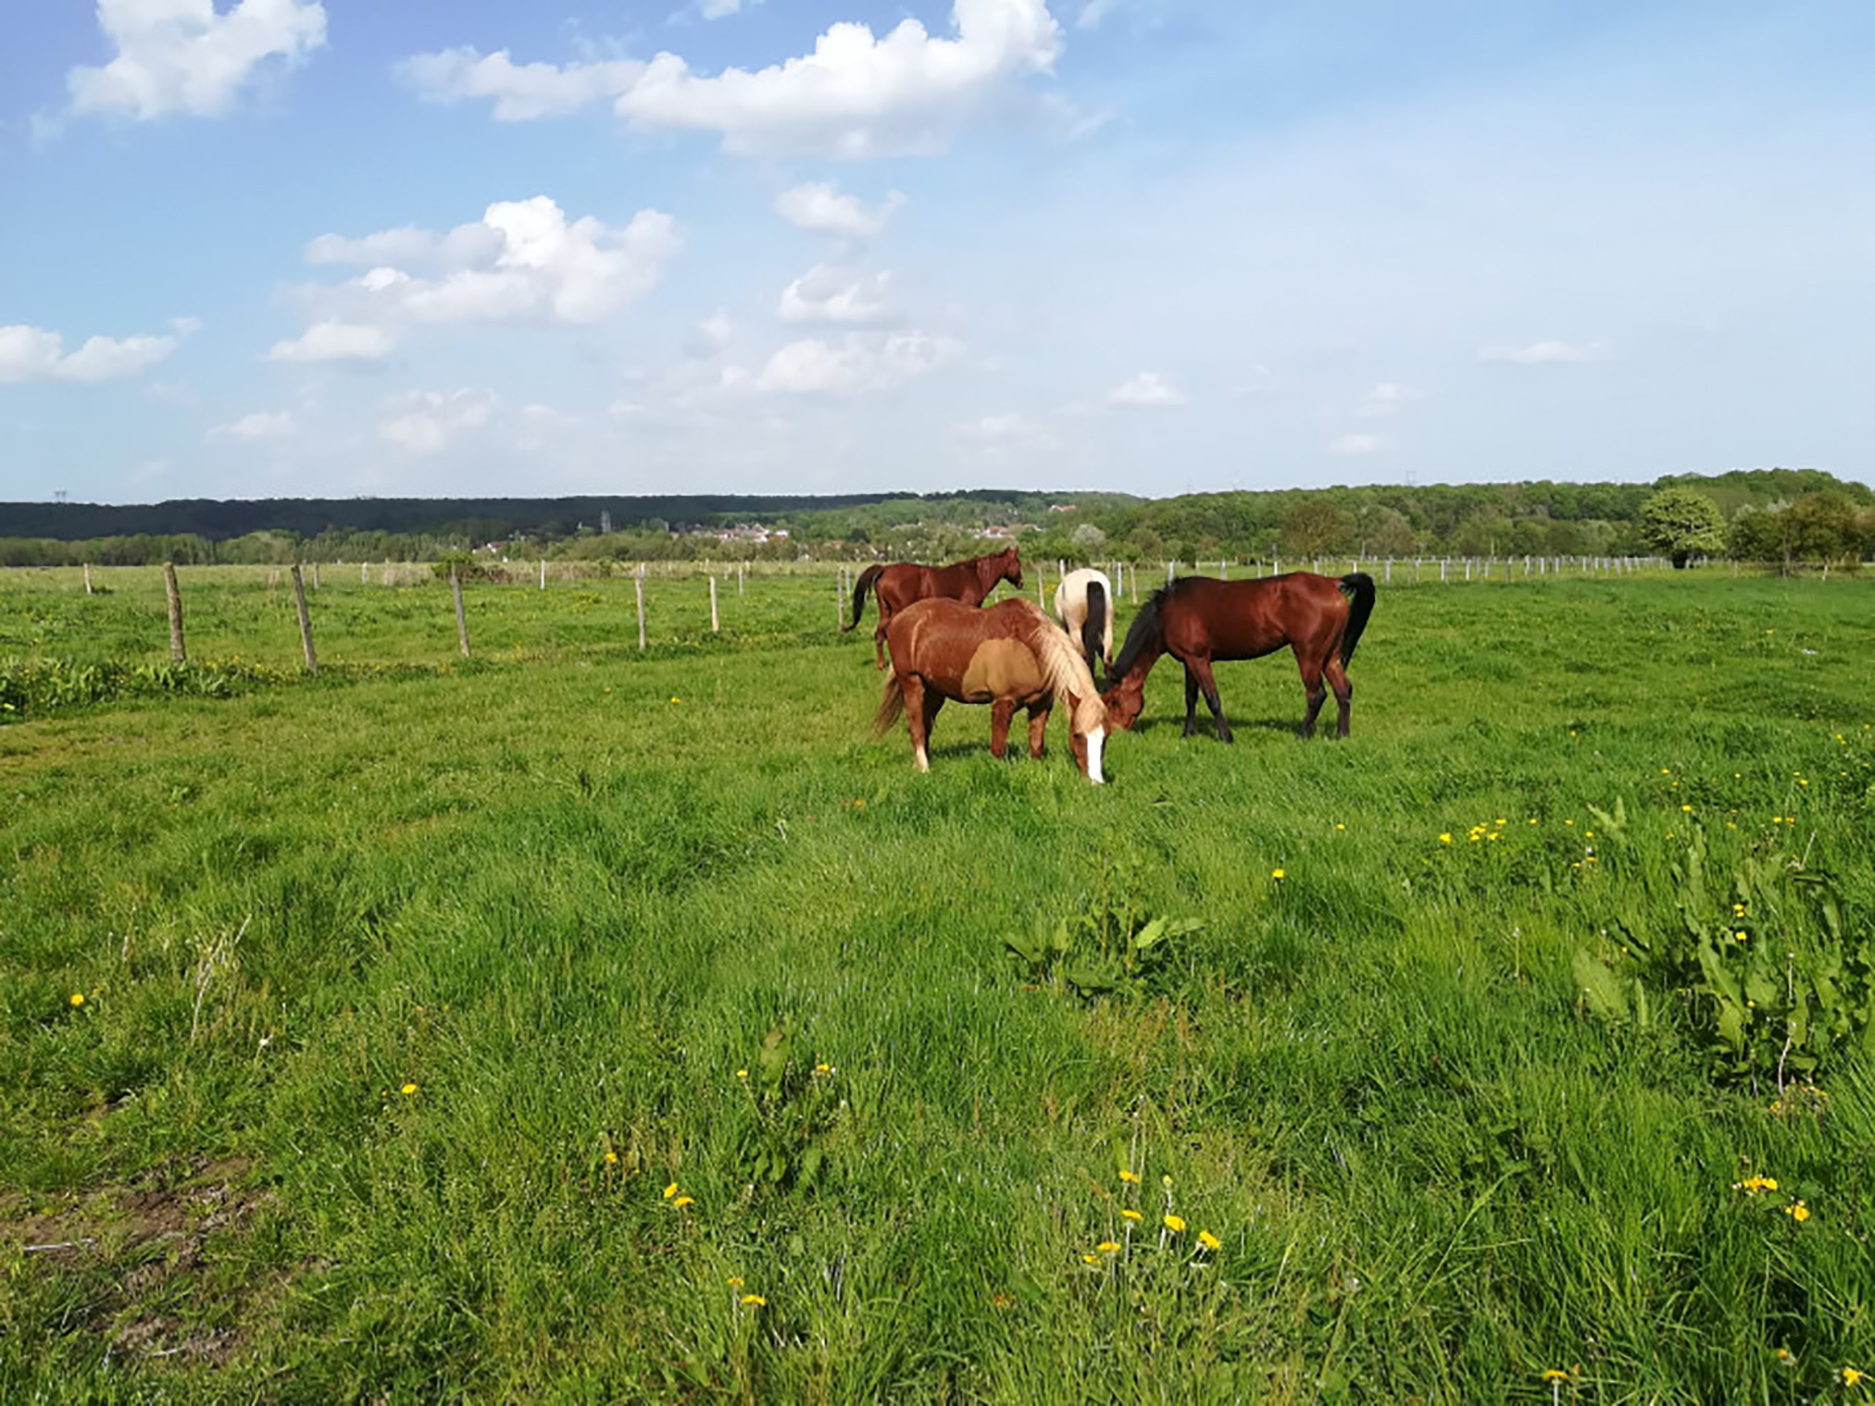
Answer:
[{"xmin": 2, "ymin": 470, "xmax": 1868, "ymax": 571}]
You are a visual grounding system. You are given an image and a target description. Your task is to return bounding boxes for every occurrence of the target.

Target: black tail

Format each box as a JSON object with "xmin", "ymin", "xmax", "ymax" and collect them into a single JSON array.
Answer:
[
  {"xmin": 1338, "ymin": 572, "xmax": 1376, "ymax": 665},
  {"xmin": 1106, "ymin": 587, "xmax": 1167, "ymax": 689},
  {"xmin": 844, "ymin": 565, "xmax": 885, "ymax": 632},
  {"xmin": 1080, "ymin": 581, "xmax": 1108, "ymax": 671}
]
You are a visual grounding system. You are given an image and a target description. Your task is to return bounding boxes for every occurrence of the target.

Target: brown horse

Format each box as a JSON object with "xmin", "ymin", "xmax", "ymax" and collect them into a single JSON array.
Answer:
[
  {"xmin": 873, "ymin": 597, "xmax": 1109, "ymax": 783},
  {"xmin": 844, "ymin": 546, "xmax": 1024, "ymax": 669},
  {"xmin": 1103, "ymin": 573, "xmax": 1376, "ymax": 741}
]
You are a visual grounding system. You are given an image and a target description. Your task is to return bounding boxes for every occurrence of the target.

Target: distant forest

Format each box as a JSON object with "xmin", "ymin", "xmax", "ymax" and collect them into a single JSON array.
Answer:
[{"xmin": 1, "ymin": 469, "xmax": 1868, "ymax": 568}]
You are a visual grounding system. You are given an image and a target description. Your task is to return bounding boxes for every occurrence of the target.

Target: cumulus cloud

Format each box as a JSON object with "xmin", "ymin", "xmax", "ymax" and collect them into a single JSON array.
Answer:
[
  {"xmin": 778, "ymin": 265, "xmax": 895, "ymax": 324},
  {"xmin": 753, "ymin": 331, "xmax": 960, "ymax": 395},
  {"xmin": 0, "ymin": 323, "xmax": 177, "ymax": 382},
  {"xmin": 380, "ymin": 389, "xmax": 495, "ymax": 455},
  {"xmin": 1357, "ymin": 382, "xmax": 1408, "ymax": 418},
  {"xmin": 775, "ymin": 182, "xmax": 906, "ymax": 237},
  {"xmin": 1330, "ymin": 433, "xmax": 1386, "ymax": 455},
  {"xmin": 207, "ymin": 409, "xmax": 296, "ymax": 441},
  {"xmin": 1107, "ymin": 371, "xmax": 1186, "ymax": 407},
  {"xmin": 281, "ymin": 198, "xmax": 681, "ymax": 356},
  {"xmin": 1077, "ymin": 0, "xmax": 1120, "ymax": 29},
  {"xmin": 1479, "ymin": 339, "xmax": 1608, "ymax": 364},
  {"xmin": 67, "ymin": 0, "xmax": 327, "ymax": 120},
  {"xmin": 401, "ymin": 0, "xmax": 1064, "ymax": 157},
  {"xmin": 268, "ymin": 320, "xmax": 395, "ymax": 362}
]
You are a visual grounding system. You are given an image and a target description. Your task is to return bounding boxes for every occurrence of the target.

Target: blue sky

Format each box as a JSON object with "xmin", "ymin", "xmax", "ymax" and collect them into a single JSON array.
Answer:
[{"xmin": 2, "ymin": 0, "xmax": 1871, "ymax": 504}]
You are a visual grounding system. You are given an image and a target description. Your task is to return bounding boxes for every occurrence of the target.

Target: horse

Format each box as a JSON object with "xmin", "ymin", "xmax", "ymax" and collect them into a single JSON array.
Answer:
[
  {"xmin": 1103, "ymin": 572, "xmax": 1376, "ymax": 742},
  {"xmin": 844, "ymin": 546, "xmax": 1024, "ymax": 669},
  {"xmin": 873, "ymin": 597, "xmax": 1109, "ymax": 783},
  {"xmin": 1052, "ymin": 567, "xmax": 1114, "ymax": 675}
]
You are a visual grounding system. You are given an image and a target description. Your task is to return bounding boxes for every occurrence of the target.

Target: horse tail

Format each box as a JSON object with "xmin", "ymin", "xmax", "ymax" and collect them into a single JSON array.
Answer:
[
  {"xmin": 871, "ymin": 672, "xmax": 906, "ymax": 736},
  {"xmin": 1107, "ymin": 587, "xmax": 1167, "ymax": 689},
  {"xmin": 1081, "ymin": 580, "xmax": 1108, "ymax": 669},
  {"xmin": 845, "ymin": 565, "xmax": 885, "ymax": 632},
  {"xmin": 1338, "ymin": 572, "xmax": 1376, "ymax": 665}
]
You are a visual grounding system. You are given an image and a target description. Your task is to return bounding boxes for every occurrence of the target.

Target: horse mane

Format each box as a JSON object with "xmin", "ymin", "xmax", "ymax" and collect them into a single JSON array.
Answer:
[
  {"xmin": 1011, "ymin": 600, "xmax": 1105, "ymax": 723},
  {"xmin": 1108, "ymin": 586, "xmax": 1169, "ymax": 684}
]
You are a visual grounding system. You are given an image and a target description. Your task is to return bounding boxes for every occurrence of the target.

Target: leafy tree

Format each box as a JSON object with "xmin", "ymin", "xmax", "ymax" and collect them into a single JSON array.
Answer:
[
  {"xmin": 1638, "ymin": 486, "xmax": 1726, "ymax": 568},
  {"xmin": 1280, "ymin": 500, "xmax": 1354, "ymax": 557}
]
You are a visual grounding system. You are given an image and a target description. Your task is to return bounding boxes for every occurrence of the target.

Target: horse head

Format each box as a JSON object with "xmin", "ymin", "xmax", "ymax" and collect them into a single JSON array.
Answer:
[
  {"xmin": 1064, "ymin": 688, "xmax": 1108, "ymax": 784},
  {"xmin": 1100, "ymin": 677, "xmax": 1144, "ymax": 731},
  {"xmin": 1000, "ymin": 546, "xmax": 1024, "ymax": 590}
]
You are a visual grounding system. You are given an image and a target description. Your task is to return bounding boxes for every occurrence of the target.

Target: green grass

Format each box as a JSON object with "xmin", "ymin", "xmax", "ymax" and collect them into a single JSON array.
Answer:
[{"xmin": 2, "ymin": 566, "xmax": 1873, "ymax": 1400}]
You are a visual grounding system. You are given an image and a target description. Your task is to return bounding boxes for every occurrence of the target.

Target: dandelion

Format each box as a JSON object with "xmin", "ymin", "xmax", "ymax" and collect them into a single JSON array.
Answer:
[
  {"xmin": 1734, "ymin": 1175, "xmax": 1779, "ymax": 1194},
  {"xmin": 1843, "ymin": 1367, "xmax": 1865, "ymax": 1387},
  {"xmin": 1096, "ymin": 1240, "xmax": 1121, "ymax": 1253},
  {"xmin": 1121, "ymin": 1209, "xmax": 1143, "ymax": 1223},
  {"xmin": 604, "ymin": 1151, "xmax": 619, "ymax": 1164},
  {"xmin": 69, "ymin": 993, "xmax": 84, "ymax": 1007},
  {"xmin": 663, "ymin": 1182, "xmax": 679, "ymax": 1199},
  {"xmin": 813, "ymin": 1062, "xmax": 833, "ymax": 1076},
  {"xmin": 401, "ymin": 1083, "xmax": 418, "ymax": 1096},
  {"xmin": 1735, "ymin": 930, "xmax": 1748, "ymax": 942},
  {"xmin": 1682, "ymin": 804, "xmax": 1693, "ymax": 813},
  {"xmin": 1161, "ymin": 1174, "xmax": 1173, "ymax": 1189},
  {"xmin": 1542, "ymin": 1369, "xmax": 1572, "ymax": 1382},
  {"xmin": 1118, "ymin": 1168, "xmax": 1140, "ymax": 1185},
  {"xmin": 1271, "ymin": 867, "xmax": 1286, "ymax": 880},
  {"xmin": 669, "ymin": 696, "xmax": 682, "ymax": 703},
  {"xmin": 1786, "ymin": 1201, "xmax": 1810, "ymax": 1222},
  {"xmin": 1439, "ymin": 833, "xmax": 1453, "ymax": 844},
  {"xmin": 1197, "ymin": 1230, "xmax": 1222, "ymax": 1251},
  {"xmin": 1163, "ymin": 1214, "xmax": 1186, "ymax": 1233},
  {"xmin": 1335, "ymin": 823, "xmax": 1346, "ymax": 831},
  {"xmin": 673, "ymin": 1195, "xmax": 695, "ymax": 1209},
  {"xmin": 1082, "ymin": 1253, "xmax": 1100, "ymax": 1266},
  {"xmin": 741, "ymin": 1293, "xmax": 767, "ymax": 1307},
  {"xmin": 1775, "ymin": 1348, "xmax": 1792, "ymax": 1364},
  {"xmin": 736, "ymin": 1068, "xmax": 749, "ymax": 1079},
  {"xmin": 727, "ymin": 1276, "xmax": 744, "ymax": 1288}
]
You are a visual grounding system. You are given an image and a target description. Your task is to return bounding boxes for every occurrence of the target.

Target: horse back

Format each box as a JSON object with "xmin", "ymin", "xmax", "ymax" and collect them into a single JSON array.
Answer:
[{"xmin": 1164, "ymin": 574, "xmax": 1348, "ymax": 660}]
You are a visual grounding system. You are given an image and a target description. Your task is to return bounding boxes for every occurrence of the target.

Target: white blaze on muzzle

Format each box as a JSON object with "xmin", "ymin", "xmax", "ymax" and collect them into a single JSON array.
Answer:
[{"xmin": 1085, "ymin": 726, "xmax": 1105, "ymax": 784}]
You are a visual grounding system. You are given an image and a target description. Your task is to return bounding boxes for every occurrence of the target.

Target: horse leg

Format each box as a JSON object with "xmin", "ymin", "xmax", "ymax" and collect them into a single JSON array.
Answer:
[
  {"xmin": 873, "ymin": 607, "xmax": 891, "ymax": 670},
  {"xmin": 1027, "ymin": 701, "xmax": 1051, "ymax": 759},
  {"xmin": 1182, "ymin": 666, "xmax": 1201, "ymax": 737},
  {"xmin": 1188, "ymin": 656, "xmax": 1234, "ymax": 743},
  {"xmin": 1296, "ymin": 653, "xmax": 1328, "ymax": 739},
  {"xmin": 1325, "ymin": 655, "xmax": 1353, "ymax": 738},
  {"xmin": 989, "ymin": 699, "xmax": 1015, "ymax": 759},
  {"xmin": 904, "ymin": 678, "xmax": 934, "ymax": 772}
]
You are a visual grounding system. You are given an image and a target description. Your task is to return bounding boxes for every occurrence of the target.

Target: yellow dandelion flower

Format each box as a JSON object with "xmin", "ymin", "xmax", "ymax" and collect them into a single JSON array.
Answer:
[
  {"xmin": 1735, "ymin": 930, "xmax": 1748, "ymax": 942},
  {"xmin": 1439, "ymin": 833, "xmax": 1453, "ymax": 844},
  {"xmin": 1335, "ymin": 822, "xmax": 1346, "ymax": 831},
  {"xmin": 1271, "ymin": 867, "xmax": 1285, "ymax": 879},
  {"xmin": 1161, "ymin": 1173, "xmax": 1173, "ymax": 1189},
  {"xmin": 669, "ymin": 696, "xmax": 682, "ymax": 703},
  {"xmin": 813, "ymin": 1062, "xmax": 832, "ymax": 1075},
  {"xmin": 401, "ymin": 1082, "xmax": 418, "ymax": 1096},
  {"xmin": 1843, "ymin": 1367, "xmax": 1865, "ymax": 1387},
  {"xmin": 1786, "ymin": 1202, "xmax": 1810, "ymax": 1222},
  {"xmin": 604, "ymin": 1151, "xmax": 619, "ymax": 1164},
  {"xmin": 673, "ymin": 1195, "xmax": 695, "ymax": 1208},
  {"xmin": 727, "ymin": 1276, "xmax": 744, "ymax": 1288},
  {"xmin": 1082, "ymin": 1253, "xmax": 1100, "ymax": 1266},
  {"xmin": 1096, "ymin": 1241, "xmax": 1121, "ymax": 1253},
  {"xmin": 1775, "ymin": 1348, "xmax": 1792, "ymax": 1363},
  {"xmin": 1121, "ymin": 1209, "xmax": 1143, "ymax": 1223},
  {"xmin": 741, "ymin": 1293, "xmax": 766, "ymax": 1307},
  {"xmin": 735, "ymin": 1068, "xmax": 748, "ymax": 1079},
  {"xmin": 1118, "ymin": 1168, "xmax": 1140, "ymax": 1184},
  {"xmin": 1682, "ymin": 804, "xmax": 1694, "ymax": 813},
  {"xmin": 69, "ymin": 993, "xmax": 85, "ymax": 1007},
  {"xmin": 1542, "ymin": 1368, "xmax": 1571, "ymax": 1381},
  {"xmin": 1197, "ymin": 1230, "xmax": 1222, "ymax": 1251},
  {"xmin": 1494, "ymin": 818, "xmax": 1507, "ymax": 826},
  {"xmin": 663, "ymin": 1182, "xmax": 679, "ymax": 1199},
  {"xmin": 1163, "ymin": 1214, "xmax": 1186, "ymax": 1233}
]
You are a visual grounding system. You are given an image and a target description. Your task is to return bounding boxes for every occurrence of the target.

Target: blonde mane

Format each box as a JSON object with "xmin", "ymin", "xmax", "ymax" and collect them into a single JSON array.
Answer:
[{"xmin": 1011, "ymin": 599, "xmax": 1108, "ymax": 731}]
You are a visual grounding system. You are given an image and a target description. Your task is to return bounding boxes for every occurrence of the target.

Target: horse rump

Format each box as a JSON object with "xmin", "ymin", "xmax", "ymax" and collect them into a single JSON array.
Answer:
[
  {"xmin": 845, "ymin": 565, "xmax": 886, "ymax": 632},
  {"xmin": 1337, "ymin": 572, "xmax": 1376, "ymax": 664},
  {"xmin": 1080, "ymin": 580, "xmax": 1108, "ymax": 669}
]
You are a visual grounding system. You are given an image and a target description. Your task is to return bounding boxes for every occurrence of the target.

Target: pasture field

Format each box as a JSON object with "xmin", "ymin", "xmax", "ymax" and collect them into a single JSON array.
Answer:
[{"xmin": 3, "ymin": 565, "xmax": 1873, "ymax": 1401}]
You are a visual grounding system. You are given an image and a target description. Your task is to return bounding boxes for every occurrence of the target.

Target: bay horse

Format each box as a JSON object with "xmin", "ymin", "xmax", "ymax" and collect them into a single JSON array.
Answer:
[
  {"xmin": 873, "ymin": 597, "xmax": 1109, "ymax": 783},
  {"xmin": 1103, "ymin": 572, "xmax": 1376, "ymax": 742},
  {"xmin": 1052, "ymin": 567, "xmax": 1114, "ymax": 675},
  {"xmin": 844, "ymin": 545, "xmax": 1024, "ymax": 669}
]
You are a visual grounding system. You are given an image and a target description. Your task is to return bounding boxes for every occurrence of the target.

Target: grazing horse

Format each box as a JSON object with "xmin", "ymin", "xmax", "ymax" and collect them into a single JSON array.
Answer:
[
  {"xmin": 1103, "ymin": 573, "xmax": 1376, "ymax": 741},
  {"xmin": 874, "ymin": 597, "xmax": 1109, "ymax": 783},
  {"xmin": 1052, "ymin": 567, "xmax": 1114, "ymax": 675},
  {"xmin": 845, "ymin": 546, "xmax": 1024, "ymax": 669}
]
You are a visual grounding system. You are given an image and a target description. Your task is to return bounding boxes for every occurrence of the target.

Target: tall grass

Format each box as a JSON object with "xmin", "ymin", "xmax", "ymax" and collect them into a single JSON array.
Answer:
[{"xmin": 2, "ymin": 568, "xmax": 1871, "ymax": 1399}]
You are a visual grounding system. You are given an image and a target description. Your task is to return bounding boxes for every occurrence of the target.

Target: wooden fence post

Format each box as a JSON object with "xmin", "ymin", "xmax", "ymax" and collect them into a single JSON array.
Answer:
[
  {"xmin": 710, "ymin": 575, "xmax": 719, "ymax": 633},
  {"xmin": 451, "ymin": 567, "xmax": 471, "ymax": 658},
  {"xmin": 637, "ymin": 568, "xmax": 648, "ymax": 650},
  {"xmin": 163, "ymin": 562, "xmax": 187, "ymax": 663},
  {"xmin": 83, "ymin": 563, "xmax": 93, "ymax": 595},
  {"xmin": 312, "ymin": 562, "xmax": 320, "ymax": 590},
  {"xmin": 291, "ymin": 564, "xmax": 318, "ymax": 675},
  {"xmin": 540, "ymin": 559, "xmax": 546, "ymax": 591}
]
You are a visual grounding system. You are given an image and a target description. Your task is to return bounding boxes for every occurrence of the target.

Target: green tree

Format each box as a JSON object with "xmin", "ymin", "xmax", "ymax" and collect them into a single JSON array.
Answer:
[
  {"xmin": 1638, "ymin": 487, "xmax": 1726, "ymax": 568},
  {"xmin": 1280, "ymin": 499, "xmax": 1354, "ymax": 557}
]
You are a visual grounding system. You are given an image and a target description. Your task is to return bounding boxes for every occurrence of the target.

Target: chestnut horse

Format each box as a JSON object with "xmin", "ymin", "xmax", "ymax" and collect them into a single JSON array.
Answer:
[
  {"xmin": 1052, "ymin": 567, "xmax": 1114, "ymax": 675},
  {"xmin": 874, "ymin": 597, "xmax": 1109, "ymax": 783},
  {"xmin": 1104, "ymin": 572, "xmax": 1376, "ymax": 742},
  {"xmin": 845, "ymin": 546, "xmax": 1024, "ymax": 669}
]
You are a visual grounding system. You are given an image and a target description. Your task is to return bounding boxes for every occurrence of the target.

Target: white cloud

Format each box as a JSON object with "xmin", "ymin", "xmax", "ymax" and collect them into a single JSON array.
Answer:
[
  {"xmin": 1357, "ymin": 381, "xmax": 1408, "ymax": 418},
  {"xmin": 402, "ymin": 0, "xmax": 1064, "ymax": 157},
  {"xmin": 697, "ymin": 0, "xmax": 754, "ymax": 17},
  {"xmin": 1479, "ymin": 339, "xmax": 1609, "ymax": 365},
  {"xmin": 67, "ymin": 0, "xmax": 327, "ymax": 120},
  {"xmin": 399, "ymin": 47, "xmax": 644, "ymax": 121},
  {"xmin": 207, "ymin": 409, "xmax": 296, "ymax": 441},
  {"xmin": 1077, "ymin": 0, "xmax": 1119, "ymax": 29},
  {"xmin": 1107, "ymin": 371, "xmax": 1186, "ymax": 407},
  {"xmin": 0, "ymin": 323, "xmax": 176, "ymax": 382},
  {"xmin": 268, "ymin": 320, "xmax": 395, "ymax": 362},
  {"xmin": 778, "ymin": 265, "xmax": 895, "ymax": 324},
  {"xmin": 686, "ymin": 311, "xmax": 735, "ymax": 358},
  {"xmin": 283, "ymin": 198, "xmax": 681, "ymax": 355},
  {"xmin": 1330, "ymin": 433, "xmax": 1386, "ymax": 455},
  {"xmin": 380, "ymin": 389, "xmax": 495, "ymax": 455},
  {"xmin": 775, "ymin": 182, "xmax": 906, "ymax": 237},
  {"xmin": 753, "ymin": 331, "xmax": 960, "ymax": 395}
]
